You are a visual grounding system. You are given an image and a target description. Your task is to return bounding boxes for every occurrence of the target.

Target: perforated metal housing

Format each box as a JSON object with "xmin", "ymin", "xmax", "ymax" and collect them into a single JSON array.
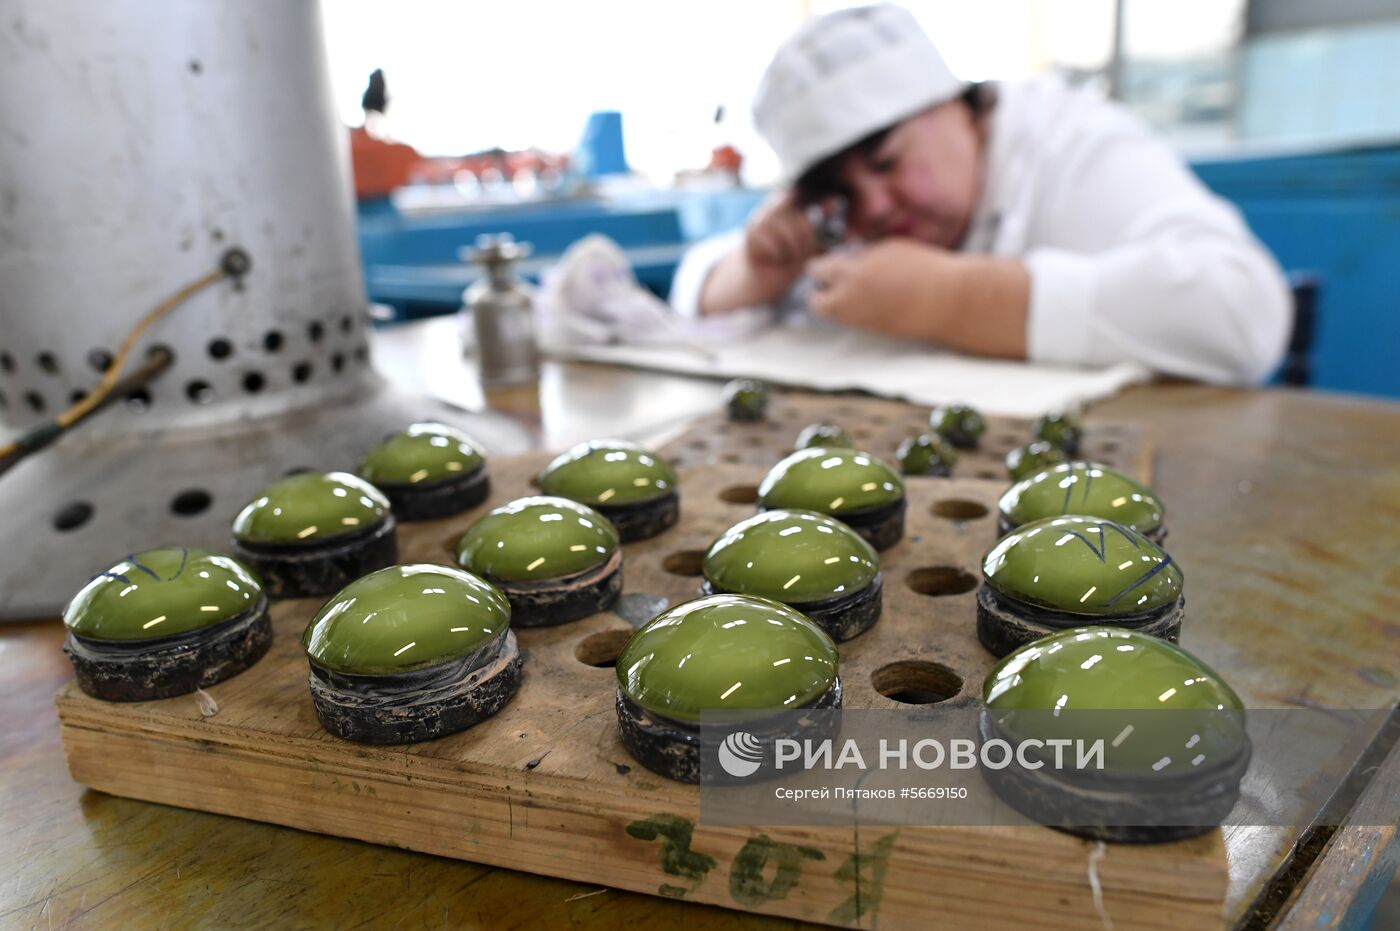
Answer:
[{"xmin": 0, "ymin": 1, "xmax": 529, "ymax": 618}]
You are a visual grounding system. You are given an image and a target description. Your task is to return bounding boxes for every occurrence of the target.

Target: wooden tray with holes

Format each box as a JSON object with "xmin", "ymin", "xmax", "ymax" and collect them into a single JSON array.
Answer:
[
  {"xmin": 662, "ymin": 391, "xmax": 1149, "ymax": 483},
  {"xmin": 55, "ymin": 402, "xmax": 1208, "ymax": 931}
]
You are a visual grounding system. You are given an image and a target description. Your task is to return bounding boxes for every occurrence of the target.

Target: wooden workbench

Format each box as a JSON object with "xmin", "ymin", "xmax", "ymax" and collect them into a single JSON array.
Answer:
[{"xmin": 2, "ymin": 326, "xmax": 1397, "ymax": 929}]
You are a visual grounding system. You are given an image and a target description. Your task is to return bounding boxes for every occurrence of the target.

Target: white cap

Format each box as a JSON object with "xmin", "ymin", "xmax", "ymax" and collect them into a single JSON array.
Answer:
[{"xmin": 752, "ymin": 4, "xmax": 965, "ymax": 182}]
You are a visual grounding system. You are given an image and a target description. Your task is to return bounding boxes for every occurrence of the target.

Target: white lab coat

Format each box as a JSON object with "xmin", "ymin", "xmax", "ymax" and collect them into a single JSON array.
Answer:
[{"xmin": 669, "ymin": 76, "xmax": 1292, "ymax": 385}]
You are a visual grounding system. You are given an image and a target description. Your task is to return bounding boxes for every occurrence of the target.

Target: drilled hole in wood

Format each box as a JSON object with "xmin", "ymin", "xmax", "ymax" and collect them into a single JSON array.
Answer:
[
  {"xmin": 36, "ymin": 352, "xmax": 59, "ymax": 375},
  {"xmin": 1100, "ymin": 440, "xmax": 1119, "ymax": 453},
  {"xmin": 975, "ymin": 468, "xmax": 1001, "ymax": 480},
  {"xmin": 170, "ymin": 489, "xmax": 212, "ymax": 516},
  {"xmin": 662, "ymin": 550, "xmax": 706, "ymax": 577},
  {"xmin": 718, "ymin": 484, "xmax": 759, "ymax": 504},
  {"xmin": 720, "ymin": 453, "xmax": 742, "ymax": 464},
  {"xmin": 931, "ymin": 499, "xmax": 989, "ymax": 521},
  {"xmin": 906, "ymin": 566, "xmax": 978, "ymax": 597},
  {"xmin": 527, "ymin": 475, "xmax": 541, "ymax": 488},
  {"xmin": 872, "ymin": 660, "xmax": 962, "ymax": 704},
  {"xmin": 575, "ymin": 628, "xmax": 634, "ymax": 668},
  {"xmin": 745, "ymin": 434, "xmax": 768, "ymax": 447}
]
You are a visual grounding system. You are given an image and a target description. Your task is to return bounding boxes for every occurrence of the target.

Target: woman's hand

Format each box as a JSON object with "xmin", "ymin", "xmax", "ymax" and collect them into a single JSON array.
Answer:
[
  {"xmin": 806, "ymin": 240, "xmax": 1030, "ymax": 358},
  {"xmin": 807, "ymin": 240, "xmax": 958, "ymax": 337},
  {"xmin": 698, "ymin": 189, "xmax": 822, "ymax": 315},
  {"xmin": 744, "ymin": 188, "xmax": 822, "ymax": 275}
]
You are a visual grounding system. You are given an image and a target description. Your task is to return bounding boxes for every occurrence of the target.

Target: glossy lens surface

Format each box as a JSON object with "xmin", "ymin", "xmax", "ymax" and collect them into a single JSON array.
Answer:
[
  {"xmin": 704, "ymin": 509, "xmax": 878, "ymax": 604},
  {"xmin": 758, "ymin": 447, "xmax": 904, "ymax": 516},
  {"xmin": 358, "ymin": 422, "xmax": 485, "ymax": 486},
  {"xmin": 1005, "ymin": 441, "xmax": 1068, "ymax": 482},
  {"xmin": 897, "ymin": 433, "xmax": 957, "ymax": 475},
  {"xmin": 724, "ymin": 379, "xmax": 767, "ymax": 418},
  {"xmin": 233, "ymin": 472, "xmax": 389, "ymax": 545},
  {"xmin": 1033, "ymin": 412, "xmax": 1082, "ymax": 451},
  {"xmin": 302, "ymin": 564, "xmax": 510, "ymax": 675},
  {"xmin": 616, "ymin": 594, "xmax": 839, "ymax": 723},
  {"xmin": 538, "ymin": 439, "xmax": 677, "ymax": 507},
  {"xmin": 455, "ymin": 496, "xmax": 618, "ymax": 582},
  {"xmin": 63, "ymin": 547, "xmax": 262, "ymax": 641},
  {"xmin": 999, "ymin": 463, "xmax": 1164, "ymax": 536},
  {"xmin": 984, "ymin": 627, "xmax": 1245, "ymax": 772},
  {"xmin": 794, "ymin": 423, "xmax": 852, "ymax": 450},
  {"xmin": 982, "ymin": 516, "xmax": 1182, "ymax": 617},
  {"xmin": 930, "ymin": 404, "xmax": 985, "ymax": 440}
]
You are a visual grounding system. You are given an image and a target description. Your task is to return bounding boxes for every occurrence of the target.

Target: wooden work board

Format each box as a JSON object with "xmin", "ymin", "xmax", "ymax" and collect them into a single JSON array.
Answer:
[
  {"xmin": 659, "ymin": 392, "xmax": 1152, "ymax": 481},
  {"xmin": 57, "ymin": 397, "xmax": 1216, "ymax": 931}
]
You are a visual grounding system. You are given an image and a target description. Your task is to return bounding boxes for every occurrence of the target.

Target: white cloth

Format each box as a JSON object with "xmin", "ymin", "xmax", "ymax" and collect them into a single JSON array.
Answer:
[
  {"xmin": 671, "ymin": 76, "xmax": 1293, "ymax": 386},
  {"xmin": 752, "ymin": 3, "xmax": 965, "ymax": 182},
  {"xmin": 536, "ymin": 234, "xmax": 773, "ymax": 355}
]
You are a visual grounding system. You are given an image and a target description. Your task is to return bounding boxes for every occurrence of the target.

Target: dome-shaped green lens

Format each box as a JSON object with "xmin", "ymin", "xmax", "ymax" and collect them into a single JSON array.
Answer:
[{"xmin": 302, "ymin": 564, "xmax": 510, "ymax": 675}]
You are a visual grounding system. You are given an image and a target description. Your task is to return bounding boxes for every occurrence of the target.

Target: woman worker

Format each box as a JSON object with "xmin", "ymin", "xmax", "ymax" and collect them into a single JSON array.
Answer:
[
  {"xmin": 669, "ymin": 4, "xmax": 1291, "ymax": 385},
  {"xmin": 349, "ymin": 69, "xmax": 425, "ymax": 201}
]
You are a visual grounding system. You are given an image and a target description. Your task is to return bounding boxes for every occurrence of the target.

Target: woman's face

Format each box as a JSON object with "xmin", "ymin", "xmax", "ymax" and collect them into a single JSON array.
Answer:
[{"xmin": 838, "ymin": 100, "xmax": 983, "ymax": 249}]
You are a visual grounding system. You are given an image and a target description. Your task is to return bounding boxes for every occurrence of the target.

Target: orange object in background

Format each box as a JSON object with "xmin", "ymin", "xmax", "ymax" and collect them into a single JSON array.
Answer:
[
  {"xmin": 350, "ymin": 68, "xmax": 427, "ymax": 200},
  {"xmin": 346, "ymin": 69, "xmax": 569, "ymax": 199},
  {"xmin": 349, "ymin": 126, "xmax": 423, "ymax": 200},
  {"xmin": 708, "ymin": 144, "xmax": 743, "ymax": 174}
]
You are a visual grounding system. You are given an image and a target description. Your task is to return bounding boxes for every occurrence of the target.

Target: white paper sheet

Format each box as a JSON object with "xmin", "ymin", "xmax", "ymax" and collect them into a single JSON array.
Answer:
[
  {"xmin": 533, "ymin": 235, "xmax": 1149, "ymax": 417},
  {"xmin": 547, "ymin": 318, "xmax": 1149, "ymax": 417}
]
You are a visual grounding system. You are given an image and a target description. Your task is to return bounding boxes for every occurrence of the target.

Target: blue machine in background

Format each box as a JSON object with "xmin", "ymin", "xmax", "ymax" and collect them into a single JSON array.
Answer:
[
  {"xmin": 574, "ymin": 111, "xmax": 630, "ymax": 178},
  {"xmin": 359, "ymin": 140, "xmax": 1400, "ymax": 401},
  {"xmin": 1192, "ymin": 141, "xmax": 1400, "ymax": 400},
  {"xmin": 358, "ymin": 196, "xmax": 687, "ymax": 315},
  {"xmin": 357, "ymin": 186, "xmax": 763, "ymax": 318}
]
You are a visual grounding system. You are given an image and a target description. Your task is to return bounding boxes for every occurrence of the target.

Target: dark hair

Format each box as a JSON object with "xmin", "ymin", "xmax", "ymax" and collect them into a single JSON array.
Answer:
[
  {"xmin": 362, "ymin": 69, "xmax": 388, "ymax": 114},
  {"xmin": 794, "ymin": 82, "xmax": 995, "ymax": 206}
]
